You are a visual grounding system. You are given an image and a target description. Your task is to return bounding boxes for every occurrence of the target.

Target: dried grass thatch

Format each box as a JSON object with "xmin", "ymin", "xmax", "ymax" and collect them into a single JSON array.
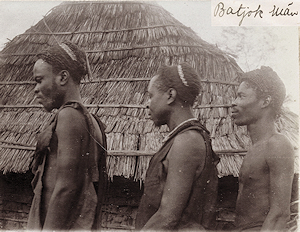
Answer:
[{"xmin": 0, "ymin": 1, "xmax": 298, "ymax": 179}]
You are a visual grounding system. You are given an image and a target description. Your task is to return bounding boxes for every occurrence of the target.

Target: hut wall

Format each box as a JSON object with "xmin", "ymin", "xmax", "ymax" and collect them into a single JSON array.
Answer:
[
  {"xmin": 0, "ymin": 172, "xmax": 33, "ymax": 230},
  {"xmin": 0, "ymin": 174, "xmax": 143, "ymax": 230},
  {"xmin": 0, "ymin": 173, "xmax": 298, "ymax": 230},
  {"xmin": 101, "ymin": 176, "xmax": 142, "ymax": 230},
  {"xmin": 0, "ymin": 173, "xmax": 240, "ymax": 230}
]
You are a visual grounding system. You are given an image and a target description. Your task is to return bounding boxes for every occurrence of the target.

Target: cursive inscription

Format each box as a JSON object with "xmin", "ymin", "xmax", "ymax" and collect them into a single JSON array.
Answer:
[
  {"xmin": 214, "ymin": 2, "xmax": 263, "ymax": 26},
  {"xmin": 269, "ymin": 2, "xmax": 298, "ymax": 17},
  {"xmin": 213, "ymin": 1, "xmax": 299, "ymax": 26}
]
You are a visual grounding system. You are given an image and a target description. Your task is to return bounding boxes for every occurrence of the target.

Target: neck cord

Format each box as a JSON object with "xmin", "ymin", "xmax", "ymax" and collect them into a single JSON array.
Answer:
[{"xmin": 162, "ymin": 118, "xmax": 198, "ymax": 143}]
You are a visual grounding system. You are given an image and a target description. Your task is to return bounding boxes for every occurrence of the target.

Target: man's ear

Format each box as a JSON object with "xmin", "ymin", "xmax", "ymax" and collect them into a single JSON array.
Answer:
[
  {"xmin": 166, "ymin": 88, "xmax": 177, "ymax": 105},
  {"xmin": 262, "ymin": 95, "xmax": 272, "ymax": 108},
  {"xmin": 58, "ymin": 70, "xmax": 70, "ymax": 86}
]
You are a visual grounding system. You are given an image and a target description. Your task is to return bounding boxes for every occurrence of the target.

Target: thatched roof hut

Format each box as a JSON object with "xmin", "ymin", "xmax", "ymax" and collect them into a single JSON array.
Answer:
[{"xmin": 0, "ymin": 1, "xmax": 298, "ymax": 181}]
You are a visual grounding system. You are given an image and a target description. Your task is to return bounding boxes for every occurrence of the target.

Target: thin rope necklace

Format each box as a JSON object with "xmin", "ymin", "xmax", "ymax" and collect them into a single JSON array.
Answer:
[{"xmin": 162, "ymin": 118, "xmax": 198, "ymax": 143}]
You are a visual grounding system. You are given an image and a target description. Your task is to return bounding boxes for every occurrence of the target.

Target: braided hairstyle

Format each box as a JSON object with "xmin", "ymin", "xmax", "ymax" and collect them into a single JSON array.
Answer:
[
  {"xmin": 154, "ymin": 62, "xmax": 202, "ymax": 106},
  {"xmin": 241, "ymin": 66, "xmax": 286, "ymax": 116},
  {"xmin": 37, "ymin": 41, "xmax": 87, "ymax": 84}
]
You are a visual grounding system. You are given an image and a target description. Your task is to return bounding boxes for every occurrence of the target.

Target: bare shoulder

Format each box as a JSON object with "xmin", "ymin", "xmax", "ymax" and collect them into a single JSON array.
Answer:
[
  {"xmin": 267, "ymin": 133, "xmax": 294, "ymax": 156},
  {"xmin": 171, "ymin": 129, "xmax": 206, "ymax": 158},
  {"xmin": 56, "ymin": 107, "xmax": 86, "ymax": 132},
  {"xmin": 174, "ymin": 129, "xmax": 205, "ymax": 146},
  {"xmin": 265, "ymin": 133, "xmax": 294, "ymax": 165}
]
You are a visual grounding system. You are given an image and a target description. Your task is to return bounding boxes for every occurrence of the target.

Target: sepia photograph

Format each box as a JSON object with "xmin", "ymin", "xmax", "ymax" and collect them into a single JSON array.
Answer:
[{"xmin": 0, "ymin": 0, "xmax": 298, "ymax": 231}]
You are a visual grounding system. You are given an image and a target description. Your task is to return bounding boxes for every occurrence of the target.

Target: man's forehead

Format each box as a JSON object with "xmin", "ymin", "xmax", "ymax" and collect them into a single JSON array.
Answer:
[
  {"xmin": 33, "ymin": 59, "xmax": 52, "ymax": 71},
  {"xmin": 238, "ymin": 81, "xmax": 257, "ymax": 93},
  {"xmin": 35, "ymin": 59, "xmax": 48, "ymax": 66},
  {"xmin": 148, "ymin": 75, "xmax": 159, "ymax": 88}
]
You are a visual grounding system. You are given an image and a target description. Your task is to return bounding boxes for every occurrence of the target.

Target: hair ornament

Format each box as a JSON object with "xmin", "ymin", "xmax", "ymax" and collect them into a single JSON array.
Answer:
[
  {"xmin": 177, "ymin": 65, "xmax": 188, "ymax": 86},
  {"xmin": 60, "ymin": 43, "xmax": 77, "ymax": 61}
]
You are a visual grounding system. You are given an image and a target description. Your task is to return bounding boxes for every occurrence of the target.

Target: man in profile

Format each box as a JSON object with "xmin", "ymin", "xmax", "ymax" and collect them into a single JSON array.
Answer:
[
  {"xmin": 136, "ymin": 62, "xmax": 219, "ymax": 230},
  {"xmin": 27, "ymin": 41, "xmax": 107, "ymax": 230},
  {"xmin": 231, "ymin": 66, "xmax": 294, "ymax": 231}
]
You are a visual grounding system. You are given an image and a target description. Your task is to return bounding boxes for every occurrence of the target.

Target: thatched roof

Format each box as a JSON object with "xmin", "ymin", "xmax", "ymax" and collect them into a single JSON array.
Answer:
[{"xmin": 0, "ymin": 1, "xmax": 298, "ymax": 180}]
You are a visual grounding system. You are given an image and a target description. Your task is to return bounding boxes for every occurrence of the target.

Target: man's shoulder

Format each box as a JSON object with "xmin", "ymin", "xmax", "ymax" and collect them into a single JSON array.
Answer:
[
  {"xmin": 173, "ymin": 129, "xmax": 206, "ymax": 152},
  {"xmin": 168, "ymin": 129, "xmax": 206, "ymax": 163},
  {"xmin": 264, "ymin": 133, "xmax": 294, "ymax": 161},
  {"xmin": 267, "ymin": 133, "xmax": 294, "ymax": 152},
  {"xmin": 176, "ymin": 129, "xmax": 205, "ymax": 142},
  {"xmin": 56, "ymin": 106, "xmax": 86, "ymax": 130}
]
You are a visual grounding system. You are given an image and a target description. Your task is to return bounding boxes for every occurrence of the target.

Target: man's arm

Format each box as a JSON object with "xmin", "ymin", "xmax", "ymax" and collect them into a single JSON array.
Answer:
[
  {"xmin": 261, "ymin": 134, "xmax": 294, "ymax": 231},
  {"xmin": 43, "ymin": 108, "xmax": 88, "ymax": 230},
  {"xmin": 142, "ymin": 130, "xmax": 206, "ymax": 230}
]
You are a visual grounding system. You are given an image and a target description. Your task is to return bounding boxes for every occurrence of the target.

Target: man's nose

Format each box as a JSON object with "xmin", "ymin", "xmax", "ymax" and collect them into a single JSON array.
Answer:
[
  {"xmin": 34, "ymin": 84, "xmax": 39, "ymax": 94},
  {"xmin": 146, "ymin": 99, "xmax": 150, "ymax": 109},
  {"xmin": 231, "ymin": 99, "xmax": 237, "ymax": 107}
]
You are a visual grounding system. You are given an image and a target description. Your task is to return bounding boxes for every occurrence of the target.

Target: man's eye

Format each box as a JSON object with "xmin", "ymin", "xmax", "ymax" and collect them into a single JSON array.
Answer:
[{"xmin": 35, "ymin": 77, "xmax": 42, "ymax": 83}]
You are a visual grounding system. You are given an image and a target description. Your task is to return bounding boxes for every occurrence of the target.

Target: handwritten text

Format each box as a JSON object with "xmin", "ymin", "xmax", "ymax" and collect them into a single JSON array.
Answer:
[
  {"xmin": 214, "ymin": 2, "xmax": 263, "ymax": 26},
  {"xmin": 269, "ymin": 2, "xmax": 298, "ymax": 17}
]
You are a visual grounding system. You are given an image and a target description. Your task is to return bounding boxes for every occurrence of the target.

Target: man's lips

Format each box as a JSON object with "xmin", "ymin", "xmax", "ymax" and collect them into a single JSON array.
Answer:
[
  {"xmin": 231, "ymin": 109, "xmax": 239, "ymax": 117},
  {"xmin": 145, "ymin": 111, "xmax": 152, "ymax": 120},
  {"xmin": 34, "ymin": 96, "xmax": 43, "ymax": 103}
]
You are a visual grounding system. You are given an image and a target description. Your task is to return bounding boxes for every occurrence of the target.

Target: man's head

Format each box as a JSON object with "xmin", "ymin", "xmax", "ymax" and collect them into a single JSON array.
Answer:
[
  {"xmin": 33, "ymin": 41, "xmax": 87, "ymax": 111},
  {"xmin": 232, "ymin": 66, "xmax": 286, "ymax": 126},
  {"xmin": 147, "ymin": 62, "xmax": 201, "ymax": 127}
]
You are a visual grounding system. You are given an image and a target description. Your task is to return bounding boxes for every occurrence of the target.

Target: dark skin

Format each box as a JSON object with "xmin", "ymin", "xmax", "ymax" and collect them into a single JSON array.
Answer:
[
  {"xmin": 232, "ymin": 82, "xmax": 294, "ymax": 231},
  {"xmin": 142, "ymin": 130, "xmax": 206, "ymax": 229},
  {"xmin": 236, "ymin": 134, "xmax": 294, "ymax": 231},
  {"xmin": 42, "ymin": 107, "xmax": 88, "ymax": 228},
  {"xmin": 143, "ymin": 76, "xmax": 206, "ymax": 229},
  {"xmin": 33, "ymin": 59, "xmax": 103, "ymax": 230}
]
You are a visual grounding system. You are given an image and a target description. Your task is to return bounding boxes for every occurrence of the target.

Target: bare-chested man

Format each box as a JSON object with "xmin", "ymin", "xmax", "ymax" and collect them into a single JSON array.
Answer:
[
  {"xmin": 231, "ymin": 66, "xmax": 294, "ymax": 231},
  {"xmin": 27, "ymin": 41, "xmax": 107, "ymax": 230}
]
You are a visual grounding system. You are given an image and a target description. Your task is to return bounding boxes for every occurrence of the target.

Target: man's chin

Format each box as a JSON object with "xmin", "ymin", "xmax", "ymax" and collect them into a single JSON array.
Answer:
[
  {"xmin": 153, "ymin": 122, "xmax": 160, "ymax": 127},
  {"xmin": 152, "ymin": 119, "xmax": 162, "ymax": 127},
  {"xmin": 40, "ymin": 103, "xmax": 55, "ymax": 112},
  {"xmin": 42, "ymin": 106, "xmax": 53, "ymax": 112},
  {"xmin": 233, "ymin": 118, "xmax": 245, "ymax": 126}
]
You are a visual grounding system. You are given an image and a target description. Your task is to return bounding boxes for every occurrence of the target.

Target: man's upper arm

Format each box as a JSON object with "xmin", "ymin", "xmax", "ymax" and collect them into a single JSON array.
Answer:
[
  {"xmin": 43, "ymin": 108, "xmax": 89, "ymax": 229},
  {"xmin": 267, "ymin": 135, "xmax": 294, "ymax": 212},
  {"xmin": 55, "ymin": 107, "xmax": 88, "ymax": 187},
  {"xmin": 159, "ymin": 130, "xmax": 206, "ymax": 220}
]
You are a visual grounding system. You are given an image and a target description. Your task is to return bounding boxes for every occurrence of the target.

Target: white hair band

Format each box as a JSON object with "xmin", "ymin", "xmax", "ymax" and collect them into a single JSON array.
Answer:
[
  {"xmin": 177, "ymin": 65, "xmax": 188, "ymax": 86},
  {"xmin": 60, "ymin": 43, "xmax": 77, "ymax": 61}
]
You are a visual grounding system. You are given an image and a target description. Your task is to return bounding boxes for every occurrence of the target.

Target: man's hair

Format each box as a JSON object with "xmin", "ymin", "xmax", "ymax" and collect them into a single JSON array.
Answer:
[
  {"xmin": 154, "ymin": 62, "xmax": 201, "ymax": 106},
  {"xmin": 37, "ymin": 41, "xmax": 87, "ymax": 84},
  {"xmin": 241, "ymin": 66, "xmax": 286, "ymax": 115}
]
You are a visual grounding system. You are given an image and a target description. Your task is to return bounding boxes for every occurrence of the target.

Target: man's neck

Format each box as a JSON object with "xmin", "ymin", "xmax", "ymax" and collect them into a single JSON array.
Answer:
[
  {"xmin": 62, "ymin": 86, "xmax": 82, "ymax": 106},
  {"xmin": 247, "ymin": 117, "xmax": 277, "ymax": 145},
  {"xmin": 167, "ymin": 106, "xmax": 195, "ymax": 131}
]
